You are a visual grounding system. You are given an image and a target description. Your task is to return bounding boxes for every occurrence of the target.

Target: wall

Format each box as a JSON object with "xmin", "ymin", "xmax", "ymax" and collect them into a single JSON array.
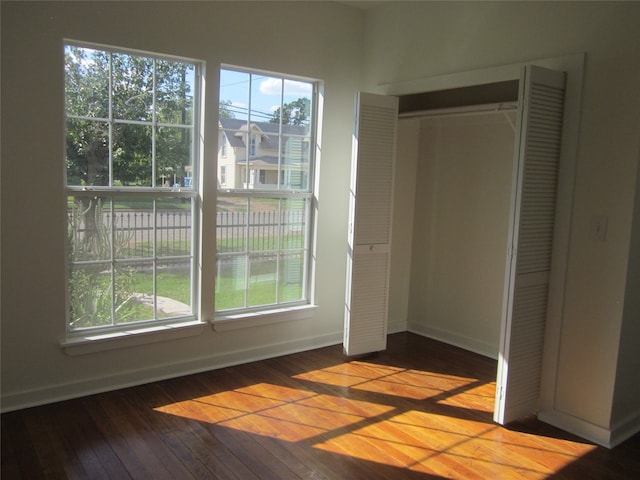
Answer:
[
  {"xmin": 363, "ymin": 1, "xmax": 640, "ymax": 445},
  {"xmin": 387, "ymin": 118, "xmax": 420, "ymax": 333},
  {"xmin": 408, "ymin": 112, "xmax": 515, "ymax": 358},
  {"xmin": 0, "ymin": 1, "xmax": 363, "ymax": 411},
  {"xmin": 611, "ymin": 150, "xmax": 640, "ymax": 442}
]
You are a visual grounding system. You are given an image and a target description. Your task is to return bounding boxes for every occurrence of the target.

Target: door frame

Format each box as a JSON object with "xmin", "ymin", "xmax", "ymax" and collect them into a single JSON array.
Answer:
[{"xmin": 376, "ymin": 53, "xmax": 585, "ymax": 420}]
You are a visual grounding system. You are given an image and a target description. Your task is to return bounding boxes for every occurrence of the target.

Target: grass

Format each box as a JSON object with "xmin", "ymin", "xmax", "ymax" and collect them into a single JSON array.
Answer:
[
  {"xmin": 129, "ymin": 269, "xmax": 302, "ymax": 312},
  {"xmin": 69, "ymin": 267, "xmax": 302, "ymax": 330},
  {"xmin": 68, "ymin": 197, "xmax": 192, "ymax": 211}
]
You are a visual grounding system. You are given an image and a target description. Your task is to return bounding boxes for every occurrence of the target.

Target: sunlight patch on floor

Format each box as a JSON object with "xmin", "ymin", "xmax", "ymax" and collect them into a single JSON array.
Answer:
[
  {"xmin": 154, "ymin": 361, "xmax": 597, "ymax": 479},
  {"xmin": 314, "ymin": 409, "xmax": 597, "ymax": 478},
  {"xmin": 155, "ymin": 380, "xmax": 395, "ymax": 442}
]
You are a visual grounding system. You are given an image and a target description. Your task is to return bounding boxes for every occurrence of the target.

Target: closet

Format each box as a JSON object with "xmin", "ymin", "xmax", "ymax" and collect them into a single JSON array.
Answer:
[
  {"xmin": 345, "ymin": 63, "xmax": 572, "ymax": 426},
  {"xmin": 403, "ymin": 96, "xmax": 519, "ymax": 361}
]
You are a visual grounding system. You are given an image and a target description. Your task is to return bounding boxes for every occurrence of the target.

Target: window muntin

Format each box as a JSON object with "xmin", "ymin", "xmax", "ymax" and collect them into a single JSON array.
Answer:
[
  {"xmin": 216, "ymin": 67, "xmax": 316, "ymax": 314},
  {"xmin": 64, "ymin": 42, "xmax": 199, "ymax": 332}
]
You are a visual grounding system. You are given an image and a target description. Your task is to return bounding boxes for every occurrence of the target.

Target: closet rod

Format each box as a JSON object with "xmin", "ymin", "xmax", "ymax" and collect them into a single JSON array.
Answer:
[{"xmin": 398, "ymin": 102, "xmax": 517, "ymax": 119}]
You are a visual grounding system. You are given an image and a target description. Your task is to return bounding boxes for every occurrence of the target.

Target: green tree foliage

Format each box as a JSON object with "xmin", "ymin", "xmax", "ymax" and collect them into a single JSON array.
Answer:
[
  {"xmin": 219, "ymin": 99, "xmax": 235, "ymax": 118},
  {"xmin": 64, "ymin": 45, "xmax": 194, "ymax": 187},
  {"xmin": 64, "ymin": 45, "xmax": 196, "ymax": 329},
  {"xmin": 67, "ymin": 198, "xmax": 138, "ymax": 328},
  {"xmin": 270, "ymin": 97, "xmax": 311, "ymax": 126}
]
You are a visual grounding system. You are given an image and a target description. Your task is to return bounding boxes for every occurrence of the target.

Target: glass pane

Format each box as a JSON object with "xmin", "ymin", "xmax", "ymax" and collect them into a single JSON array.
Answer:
[
  {"xmin": 251, "ymin": 74, "xmax": 282, "ymax": 124},
  {"xmin": 156, "ymin": 260, "xmax": 192, "ymax": 318},
  {"xmin": 67, "ymin": 197, "xmax": 113, "ymax": 262},
  {"xmin": 218, "ymin": 118, "xmax": 249, "ymax": 187},
  {"xmin": 282, "ymin": 78, "xmax": 312, "ymax": 130},
  {"xmin": 66, "ymin": 118, "xmax": 109, "ymax": 186},
  {"xmin": 248, "ymin": 254, "xmax": 277, "ymax": 307},
  {"xmin": 64, "ymin": 45, "xmax": 109, "ymax": 118},
  {"xmin": 114, "ymin": 263, "xmax": 152, "ymax": 323},
  {"xmin": 112, "ymin": 124, "xmax": 152, "ymax": 187},
  {"xmin": 112, "ymin": 53, "xmax": 153, "ymax": 121},
  {"xmin": 249, "ymin": 201, "xmax": 279, "ymax": 252},
  {"xmin": 217, "ymin": 196, "xmax": 248, "ymax": 253},
  {"xmin": 157, "ymin": 198, "xmax": 192, "ymax": 257},
  {"xmin": 279, "ymin": 252, "xmax": 304, "ymax": 303},
  {"xmin": 281, "ymin": 134, "xmax": 310, "ymax": 191},
  {"xmin": 157, "ymin": 126, "xmax": 193, "ymax": 188},
  {"xmin": 156, "ymin": 60, "xmax": 195, "ymax": 125},
  {"xmin": 219, "ymin": 69, "xmax": 250, "ymax": 122},
  {"xmin": 215, "ymin": 254, "xmax": 246, "ymax": 311},
  {"xmin": 281, "ymin": 198, "xmax": 307, "ymax": 250},
  {"xmin": 112, "ymin": 197, "xmax": 153, "ymax": 259},
  {"xmin": 68, "ymin": 263, "xmax": 113, "ymax": 329}
]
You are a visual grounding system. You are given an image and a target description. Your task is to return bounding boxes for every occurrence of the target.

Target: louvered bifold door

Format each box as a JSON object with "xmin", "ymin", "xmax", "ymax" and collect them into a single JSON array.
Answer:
[
  {"xmin": 344, "ymin": 92, "xmax": 398, "ymax": 356},
  {"xmin": 494, "ymin": 65, "xmax": 566, "ymax": 424}
]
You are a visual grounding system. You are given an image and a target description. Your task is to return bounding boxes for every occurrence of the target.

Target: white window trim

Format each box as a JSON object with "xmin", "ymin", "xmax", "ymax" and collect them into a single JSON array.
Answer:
[
  {"xmin": 63, "ymin": 40, "xmax": 204, "ymax": 343},
  {"xmin": 215, "ymin": 65, "xmax": 321, "ymax": 318},
  {"xmin": 61, "ymin": 320, "xmax": 207, "ymax": 356},
  {"xmin": 212, "ymin": 304, "xmax": 318, "ymax": 331}
]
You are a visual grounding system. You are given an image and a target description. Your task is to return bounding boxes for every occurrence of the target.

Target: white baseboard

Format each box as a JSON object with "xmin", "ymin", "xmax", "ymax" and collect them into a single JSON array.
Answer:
[
  {"xmin": 609, "ymin": 410, "xmax": 640, "ymax": 448},
  {"xmin": 539, "ymin": 408, "xmax": 640, "ymax": 449},
  {"xmin": 387, "ymin": 317, "xmax": 408, "ymax": 335},
  {"xmin": 408, "ymin": 322, "xmax": 498, "ymax": 359},
  {"xmin": 1, "ymin": 330, "xmax": 343, "ymax": 413},
  {"xmin": 538, "ymin": 409, "xmax": 615, "ymax": 448}
]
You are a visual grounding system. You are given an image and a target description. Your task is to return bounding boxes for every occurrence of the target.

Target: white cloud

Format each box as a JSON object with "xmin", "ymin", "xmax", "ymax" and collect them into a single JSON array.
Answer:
[{"xmin": 259, "ymin": 78, "xmax": 312, "ymax": 96}]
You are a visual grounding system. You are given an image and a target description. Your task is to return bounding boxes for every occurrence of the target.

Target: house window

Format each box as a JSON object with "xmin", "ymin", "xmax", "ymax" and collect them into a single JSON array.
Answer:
[
  {"xmin": 220, "ymin": 165, "xmax": 227, "ymax": 186},
  {"xmin": 216, "ymin": 66, "xmax": 317, "ymax": 314},
  {"xmin": 64, "ymin": 41, "xmax": 200, "ymax": 332},
  {"xmin": 249, "ymin": 134, "xmax": 257, "ymax": 157}
]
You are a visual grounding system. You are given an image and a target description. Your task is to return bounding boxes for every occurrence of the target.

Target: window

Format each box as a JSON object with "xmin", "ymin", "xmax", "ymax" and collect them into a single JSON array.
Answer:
[
  {"xmin": 64, "ymin": 41, "xmax": 200, "ymax": 333},
  {"xmin": 220, "ymin": 165, "xmax": 227, "ymax": 186},
  {"xmin": 216, "ymin": 67, "xmax": 316, "ymax": 314},
  {"xmin": 249, "ymin": 134, "xmax": 257, "ymax": 157}
]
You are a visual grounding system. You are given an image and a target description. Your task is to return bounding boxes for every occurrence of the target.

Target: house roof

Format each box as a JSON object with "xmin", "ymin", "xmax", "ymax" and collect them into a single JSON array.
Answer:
[{"xmin": 219, "ymin": 117, "xmax": 309, "ymax": 151}]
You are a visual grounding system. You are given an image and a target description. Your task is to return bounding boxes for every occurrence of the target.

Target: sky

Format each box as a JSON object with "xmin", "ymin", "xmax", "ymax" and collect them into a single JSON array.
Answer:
[{"xmin": 219, "ymin": 68, "xmax": 313, "ymax": 123}]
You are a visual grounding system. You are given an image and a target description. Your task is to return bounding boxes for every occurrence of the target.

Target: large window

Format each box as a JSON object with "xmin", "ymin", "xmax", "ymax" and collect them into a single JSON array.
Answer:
[
  {"xmin": 64, "ymin": 42, "xmax": 199, "ymax": 332},
  {"xmin": 216, "ymin": 67, "xmax": 316, "ymax": 314}
]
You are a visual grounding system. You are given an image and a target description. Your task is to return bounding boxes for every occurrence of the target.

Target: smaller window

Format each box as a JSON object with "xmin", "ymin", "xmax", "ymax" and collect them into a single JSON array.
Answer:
[
  {"xmin": 249, "ymin": 134, "xmax": 256, "ymax": 157},
  {"xmin": 220, "ymin": 165, "xmax": 227, "ymax": 186},
  {"xmin": 216, "ymin": 66, "xmax": 317, "ymax": 315}
]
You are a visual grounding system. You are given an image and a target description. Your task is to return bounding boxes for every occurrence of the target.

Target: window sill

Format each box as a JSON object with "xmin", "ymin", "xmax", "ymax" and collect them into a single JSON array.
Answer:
[
  {"xmin": 212, "ymin": 304, "xmax": 318, "ymax": 331},
  {"xmin": 60, "ymin": 320, "xmax": 207, "ymax": 356}
]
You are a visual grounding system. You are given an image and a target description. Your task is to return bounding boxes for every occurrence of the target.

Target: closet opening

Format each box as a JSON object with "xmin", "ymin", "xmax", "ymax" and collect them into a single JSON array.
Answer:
[
  {"xmin": 398, "ymin": 80, "xmax": 519, "ymax": 114},
  {"xmin": 399, "ymin": 80, "xmax": 521, "ymax": 362}
]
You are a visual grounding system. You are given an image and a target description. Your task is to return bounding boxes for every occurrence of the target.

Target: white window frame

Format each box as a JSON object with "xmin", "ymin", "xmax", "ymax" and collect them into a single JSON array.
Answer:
[
  {"xmin": 214, "ymin": 65, "xmax": 320, "ymax": 323},
  {"xmin": 62, "ymin": 40, "xmax": 205, "ymax": 352}
]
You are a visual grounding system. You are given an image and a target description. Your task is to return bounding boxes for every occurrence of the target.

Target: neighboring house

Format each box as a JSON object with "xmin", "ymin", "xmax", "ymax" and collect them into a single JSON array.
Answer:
[{"xmin": 218, "ymin": 117, "xmax": 310, "ymax": 190}]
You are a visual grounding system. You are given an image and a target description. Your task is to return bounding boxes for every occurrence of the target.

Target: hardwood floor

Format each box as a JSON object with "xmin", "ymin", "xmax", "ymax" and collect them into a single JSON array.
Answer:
[{"xmin": 2, "ymin": 332, "xmax": 639, "ymax": 479}]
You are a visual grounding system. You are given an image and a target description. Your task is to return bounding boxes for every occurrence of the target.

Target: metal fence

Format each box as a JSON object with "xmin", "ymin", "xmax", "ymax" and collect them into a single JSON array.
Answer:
[{"xmin": 69, "ymin": 209, "xmax": 306, "ymax": 259}]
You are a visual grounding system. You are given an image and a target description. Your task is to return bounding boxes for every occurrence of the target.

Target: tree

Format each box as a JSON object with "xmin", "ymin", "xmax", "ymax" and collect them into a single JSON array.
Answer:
[
  {"xmin": 270, "ymin": 97, "xmax": 311, "ymax": 126},
  {"xmin": 65, "ymin": 46, "xmax": 194, "ymax": 188},
  {"xmin": 219, "ymin": 100, "xmax": 235, "ymax": 118},
  {"xmin": 65, "ymin": 45, "xmax": 196, "ymax": 328}
]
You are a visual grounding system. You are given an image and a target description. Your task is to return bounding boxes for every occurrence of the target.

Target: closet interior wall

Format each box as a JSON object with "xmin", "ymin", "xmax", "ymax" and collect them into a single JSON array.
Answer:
[{"xmin": 405, "ymin": 107, "xmax": 517, "ymax": 358}]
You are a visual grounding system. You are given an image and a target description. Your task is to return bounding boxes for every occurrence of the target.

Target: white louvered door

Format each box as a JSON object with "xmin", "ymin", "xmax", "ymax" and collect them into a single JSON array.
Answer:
[
  {"xmin": 494, "ymin": 65, "xmax": 566, "ymax": 424},
  {"xmin": 344, "ymin": 92, "xmax": 398, "ymax": 356}
]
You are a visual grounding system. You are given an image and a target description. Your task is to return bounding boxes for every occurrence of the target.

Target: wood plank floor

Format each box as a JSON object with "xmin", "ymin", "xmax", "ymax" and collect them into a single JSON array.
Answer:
[{"xmin": 2, "ymin": 332, "xmax": 639, "ymax": 479}]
